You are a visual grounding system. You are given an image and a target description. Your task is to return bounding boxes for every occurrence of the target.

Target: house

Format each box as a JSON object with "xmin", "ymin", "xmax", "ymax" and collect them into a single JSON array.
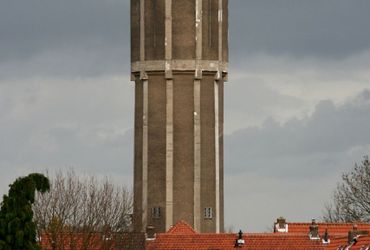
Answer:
[
  {"xmin": 147, "ymin": 219, "xmax": 370, "ymax": 250},
  {"xmin": 40, "ymin": 218, "xmax": 370, "ymax": 249}
]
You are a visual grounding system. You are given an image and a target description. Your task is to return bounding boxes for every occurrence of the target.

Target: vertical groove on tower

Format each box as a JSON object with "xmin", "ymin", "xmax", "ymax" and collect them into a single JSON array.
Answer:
[
  {"xmin": 193, "ymin": 0, "xmax": 202, "ymax": 232},
  {"xmin": 165, "ymin": 0, "xmax": 174, "ymax": 232}
]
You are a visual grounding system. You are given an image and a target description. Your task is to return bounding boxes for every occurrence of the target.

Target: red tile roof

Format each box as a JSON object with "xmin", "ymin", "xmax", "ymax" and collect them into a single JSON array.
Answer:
[
  {"xmin": 324, "ymin": 235, "xmax": 370, "ymax": 250},
  {"xmin": 147, "ymin": 221, "xmax": 370, "ymax": 250},
  {"xmin": 166, "ymin": 220, "xmax": 196, "ymax": 234},
  {"xmin": 280, "ymin": 222, "xmax": 370, "ymax": 235},
  {"xmin": 147, "ymin": 233, "xmax": 326, "ymax": 250},
  {"xmin": 39, "ymin": 221, "xmax": 370, "ymax": 249},
  {"xmin": 147, "ymin": 221, "xmax": 324, "ymax": 250}
]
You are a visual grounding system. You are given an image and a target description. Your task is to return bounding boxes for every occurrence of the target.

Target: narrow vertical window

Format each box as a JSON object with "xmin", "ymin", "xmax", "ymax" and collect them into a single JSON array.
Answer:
[
  {"xmin": 204, "ymin": 207, "xmax": 213, "ymax": 219},
  {"xmin": 152, "ymin": 207, "xmax": 162, "ymax": 219}
]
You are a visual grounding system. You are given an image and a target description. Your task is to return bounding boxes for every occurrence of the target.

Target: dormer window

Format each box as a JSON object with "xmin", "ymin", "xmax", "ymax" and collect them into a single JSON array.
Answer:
[
  {"xmin": 151, "ymin": 207, "xmax": 161, "ymax": 219},
  {"xmin": 204, "ymin": 207, "xmax": 213, "ymax": 219}
]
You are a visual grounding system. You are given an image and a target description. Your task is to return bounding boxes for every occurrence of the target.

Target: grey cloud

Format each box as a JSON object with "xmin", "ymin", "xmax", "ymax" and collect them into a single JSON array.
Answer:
[
  {"xmin": 223, "ymin": 89, "xmax": 370, "ymax": 231},
  {"xmin": 0, "ymin": 81, "xmax": 134, "ymax": 176},
  {"xmin": 0, "ymin": 80, "xmax": 134, "ymax": 197},
  {"xmin": 0, "ymin": 0, "xmax": 130, "ymax": 77},
  {"xmin": 0, "ymin": 44, "xmax": 130, "ymax": 79},
  {"xmin": 225, "ymin": 74, "xmax": 306, "ymax": 131},
  {"xmin": 230, "ymin": 0, "xmax": 370, "ymax": 62},
  {"xmin": 225, "ymin": 89, "xmax": 370, "ymax": 178},
  {"xmin": 0, "ymin": 0, "xmax": 129, "ymax": 58},
  {"xmin": 0, "ymin": 123, "xmax": 133, "ymax": 175},
  {"xmin": 3, "ymin": 1, "xmax": 370, "ymax": 78}
]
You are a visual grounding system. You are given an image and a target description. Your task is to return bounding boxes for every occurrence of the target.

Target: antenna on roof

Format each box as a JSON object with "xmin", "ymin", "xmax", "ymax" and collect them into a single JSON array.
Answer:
[
  {"xmin": 234, "ymin": 230, "xmax": 245, "ymax": 248},
  {"xmin": 322, "ymin": 229, "xmax": 330, "ymax": 244}
]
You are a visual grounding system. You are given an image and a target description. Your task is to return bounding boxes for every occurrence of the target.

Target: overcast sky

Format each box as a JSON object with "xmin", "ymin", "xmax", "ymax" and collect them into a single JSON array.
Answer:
[{"xmin": 1, "ymin": 0, "xmax": 370, "ymax": 232}]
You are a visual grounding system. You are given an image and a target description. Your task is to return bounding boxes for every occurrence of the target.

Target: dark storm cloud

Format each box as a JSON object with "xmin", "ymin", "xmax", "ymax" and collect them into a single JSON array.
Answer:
[
  {"xmin": 2, "ymin": 1, "xmax": 370, "ymax": 77},
  {"xmin": 225, "ymin": 89, "xmax": 370, "ymax": 178},
  {"xmin": 230, "ymin": 0, "xmax": 370, "ymax": 62},
  {"xmin": 0, "ymin": 0, "xmax": 130, "ymax": 77}
]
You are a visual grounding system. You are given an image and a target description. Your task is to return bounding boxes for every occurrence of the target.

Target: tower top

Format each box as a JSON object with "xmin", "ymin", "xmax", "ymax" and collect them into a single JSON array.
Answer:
[{"xmin": 131, "ymin": 0, "xmax": 228, "ymax": 79}]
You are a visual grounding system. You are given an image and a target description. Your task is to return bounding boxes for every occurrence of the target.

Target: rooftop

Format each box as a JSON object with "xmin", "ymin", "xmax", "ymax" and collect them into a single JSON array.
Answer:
[{"xmin": 146, "ymin": 219, "xmax": 370, "ymax": 250}]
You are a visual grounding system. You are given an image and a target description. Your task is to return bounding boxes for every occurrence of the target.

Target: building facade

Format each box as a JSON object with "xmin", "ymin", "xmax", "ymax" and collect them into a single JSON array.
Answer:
[{"xmin": 131, "ymin": 0, "xmax": 228, "ymax": 233}]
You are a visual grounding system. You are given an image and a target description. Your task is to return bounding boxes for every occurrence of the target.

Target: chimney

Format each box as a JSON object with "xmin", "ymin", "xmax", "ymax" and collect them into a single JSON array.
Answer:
[
  {"xmin": 348, "ymin": 224, "xmax": 359, "ymax": 244},
  {"xmin": 146, "ymin": 225, "xmax": 156, "ymax": 240},
  {"xmin": 348, "ymin": 230, "xmax": 358, "ymax": 246},
  {"xmin": 348, "ymin": 223, "xmax": 369, "ymax": 245},
  {"xmin": 309, "ymin": 219, "xmax": 320, "ymax": 240},
  {"xmin": 274, "ymin": 217, "xmax": 288, "ymax": 233}
]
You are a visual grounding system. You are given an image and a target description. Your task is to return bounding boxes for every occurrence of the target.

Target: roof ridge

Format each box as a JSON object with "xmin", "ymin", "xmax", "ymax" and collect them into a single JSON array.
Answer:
[
  {"xmin": 288, "ymin": 222, "xmax": 370, "ymax": 225},
  {"xmin": 167, "ymin": 220, "xmax": 197, "ymax": 234}
]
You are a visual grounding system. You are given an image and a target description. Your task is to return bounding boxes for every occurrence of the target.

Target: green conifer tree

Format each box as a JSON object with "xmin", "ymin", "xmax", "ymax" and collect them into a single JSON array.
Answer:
[{"xmin": 0, "ymin": 173, "xmax": 50, "ymax": 250}]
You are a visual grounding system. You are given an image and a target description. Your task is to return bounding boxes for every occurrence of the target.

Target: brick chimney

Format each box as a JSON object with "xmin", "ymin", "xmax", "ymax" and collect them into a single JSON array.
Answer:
[
  {"xmin": 274, "ymin": 217, "xmax": 288, "ymax": 233},
  {"xmin": 309, "ymin": 219, "xmax": 319, "ymax": 240},
  {"xmin": 348, "ymin": 224, "xmax": 369, "ymax": 245},
  {"xmin": 146, "ymin": 225, "xmax": 156, "ymax": 239}
]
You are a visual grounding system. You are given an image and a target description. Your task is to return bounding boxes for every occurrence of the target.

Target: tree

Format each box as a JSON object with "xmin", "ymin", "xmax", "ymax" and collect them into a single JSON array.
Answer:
[
  {"xmin": 323, "ymin": 156, "xmax": 370, "ymax": 223},
  {"xmin": 0, "ymin": 173, "xmax": 50, "ymax": 250},
  {"xmin": 33, "ymin": 170, "xmax": 132, "ymax": 250}
]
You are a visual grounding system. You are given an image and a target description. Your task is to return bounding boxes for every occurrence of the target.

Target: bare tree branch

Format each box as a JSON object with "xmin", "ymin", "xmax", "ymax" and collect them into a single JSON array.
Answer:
[
  {"xmin": 323, "ymin": 155, "xmax": 370, "ymax": 223},
  {"xmin": 33, "ymin": 169, "xmax": 132, "ymax": 250}
]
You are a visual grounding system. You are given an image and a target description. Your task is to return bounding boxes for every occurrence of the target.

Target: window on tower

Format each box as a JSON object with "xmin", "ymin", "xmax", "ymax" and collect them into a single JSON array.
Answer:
[
  {"xmin": 151, "ymin": 207, "xmax": 162, "ymax": 219},
  {"xmin": 204, "ymin": 207, "xmax": 213, "ymax": 219}
]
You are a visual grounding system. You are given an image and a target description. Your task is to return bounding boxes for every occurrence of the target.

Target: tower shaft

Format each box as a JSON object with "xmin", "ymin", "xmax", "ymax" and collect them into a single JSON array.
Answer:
[{"xmin": 131, "ymin": 0, "xmax": 228, "ymax": 233}]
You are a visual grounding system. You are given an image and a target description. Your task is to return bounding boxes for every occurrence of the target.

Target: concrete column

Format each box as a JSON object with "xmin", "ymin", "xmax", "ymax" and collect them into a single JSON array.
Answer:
[
  {"xmin": 214, "ymin": 79, "xmax": 220, "ymax": 233},
  {"xmin": 142, "ymin": 79, "xmax": 148, "ymax": 232},
  {"xmin": 193, "ymin": 78, "xmax": 201, "ymax": 232},
  {"xmin": 218, "ymin": 0, "xmax": 223, "ymax": 62},
  {"xmin": 214, "ymin": 0, "xmax": 223, "ymax": 233},
  {"xmin": 165, "ymin": 0, "xmax": 173, "ymax": 79},
  {"xmin": 140, "ymin": 0, "xmax": 148, "ymax": 232},
  {"xmin": 165, "ymin": 79, "xmax": 173, "ymax": 231},
  {"xmin": 165, "ymin": 0, "xmax": 174, "ymax": 232},
  {"xmin": 193, "ymin": 0, "xmax": 202, "ymax": 232}
]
